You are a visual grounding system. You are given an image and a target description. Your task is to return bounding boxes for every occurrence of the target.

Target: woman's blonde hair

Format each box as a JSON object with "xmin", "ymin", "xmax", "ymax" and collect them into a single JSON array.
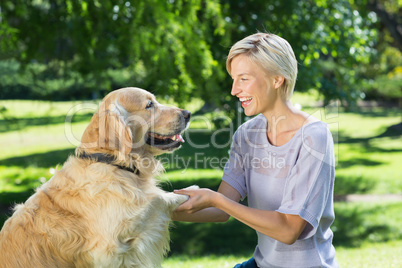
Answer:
[{"xmin": 226, "ymin": 33, "xmax": 298, "ymax": 101}]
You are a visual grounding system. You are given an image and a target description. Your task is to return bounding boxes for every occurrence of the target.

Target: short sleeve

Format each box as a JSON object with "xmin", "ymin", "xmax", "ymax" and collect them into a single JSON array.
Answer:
[
  {"xmin": 276, "ymin": 124, "xmax": 335, "ymax": 239},
  {"xmin": 222, "ymin": 129, "xmax": 247, "ymax": 199}
]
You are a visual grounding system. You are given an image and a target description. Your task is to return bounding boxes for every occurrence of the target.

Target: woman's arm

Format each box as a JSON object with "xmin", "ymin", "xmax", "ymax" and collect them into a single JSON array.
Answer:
[
  {"xmin": 174, "ymin": 181, "xmax": 307, "ymax": 245},
  {"xmin": 172, "ymin": 181, "xmax": 241, "ymax": 222}
]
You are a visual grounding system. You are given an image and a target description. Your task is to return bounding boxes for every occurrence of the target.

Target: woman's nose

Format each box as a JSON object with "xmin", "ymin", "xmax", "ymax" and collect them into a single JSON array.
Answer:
[{"xmin": 231, "ymin": 80, "xmax": 241, "ymax": 96}]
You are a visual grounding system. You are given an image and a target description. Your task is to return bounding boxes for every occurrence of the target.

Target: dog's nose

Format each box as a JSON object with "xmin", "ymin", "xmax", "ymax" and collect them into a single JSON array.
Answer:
[{"xmin": 182, "ymin": 110, "xmax": 191, "ymax": 120}]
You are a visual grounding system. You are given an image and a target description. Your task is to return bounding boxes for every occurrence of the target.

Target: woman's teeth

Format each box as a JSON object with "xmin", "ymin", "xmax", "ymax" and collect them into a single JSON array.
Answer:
[
  {"xmin": 240, "ymin": 97, "xmax": 253, "ymax": 107},
  {"xmin": 239, "ymin": 97, "xmax": 253, "ymax": 102}
]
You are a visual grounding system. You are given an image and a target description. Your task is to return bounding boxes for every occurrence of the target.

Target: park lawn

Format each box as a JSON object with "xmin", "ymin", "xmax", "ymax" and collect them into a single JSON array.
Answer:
[
  {"xmin": 334, "ymin": 110, "xmax": 402, "ymax": 194},
  {"xmin": 335, "ymin": 240, "xmax": 402, "ymax": 267},
  {"xmin": 162, "ymin": 240, "xmax": 402, "ymax": 268}
]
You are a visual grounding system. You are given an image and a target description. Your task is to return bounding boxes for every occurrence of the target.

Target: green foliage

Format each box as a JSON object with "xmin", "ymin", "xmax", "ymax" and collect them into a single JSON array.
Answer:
[
  {"xmin": 0, "ymin": 0, "xmax": 226, "ymax": 104},
  {"xmin": 1, "ymin": 0, "xmax": 400, "ymax": 105},
  {"xmin": 0, "ymin": 21, "xmax": 18, "ymax": 59},
  {"xmin": 361, "ymin": 46, "xmax": 402, "ymax": 100}
]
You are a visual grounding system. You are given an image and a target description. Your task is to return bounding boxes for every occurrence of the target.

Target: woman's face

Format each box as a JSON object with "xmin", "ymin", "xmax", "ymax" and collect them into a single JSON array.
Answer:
[{"xmin": 230, "ymin": 54, "xmax": 279, "ymax": 116}]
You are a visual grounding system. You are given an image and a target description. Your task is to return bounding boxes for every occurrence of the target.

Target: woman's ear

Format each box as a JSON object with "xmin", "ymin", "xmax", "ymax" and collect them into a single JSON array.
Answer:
[{"xmin": 273, "ymin": 76, "xmax": 285, "ymax": 89}]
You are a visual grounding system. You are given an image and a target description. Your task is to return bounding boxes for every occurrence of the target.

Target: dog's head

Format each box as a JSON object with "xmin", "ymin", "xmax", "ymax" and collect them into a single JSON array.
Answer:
[{"xmin": 77, "ymin": 87, "xmax": 191, "ymax": 159}]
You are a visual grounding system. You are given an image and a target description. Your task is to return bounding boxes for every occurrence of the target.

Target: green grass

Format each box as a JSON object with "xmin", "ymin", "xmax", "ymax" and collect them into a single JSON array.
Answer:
[
  {"xmin": 162, "ymin": 240, "xmax": 402, "ymax": 268},
  {"xmin": 332, "ymin": 201, "xmax": 402, "ymax": 246},
  {"xmin": 336, "ymin": 240, "xmax": 402, "ymax": 268},
  {"xmin": 1, "ymin": 92, "xmax": 401, "ymax": 266}
]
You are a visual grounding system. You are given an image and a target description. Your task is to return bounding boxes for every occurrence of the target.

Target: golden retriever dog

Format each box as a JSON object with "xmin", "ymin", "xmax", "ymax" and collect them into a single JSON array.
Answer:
[{"xmin": 0, "ymin": 87, "xmax": 197, "ymax": 267}]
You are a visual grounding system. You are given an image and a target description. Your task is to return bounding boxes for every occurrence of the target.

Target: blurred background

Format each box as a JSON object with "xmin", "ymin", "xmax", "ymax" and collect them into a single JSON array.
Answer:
[{"xmin": 0, "ymin": 0, "xmax": 401, "ymax": 267}]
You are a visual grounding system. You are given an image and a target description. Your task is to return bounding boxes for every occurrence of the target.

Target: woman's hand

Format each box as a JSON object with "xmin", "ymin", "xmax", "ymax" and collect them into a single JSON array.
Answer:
[
  {"xmin": 173, "ymin": 188, "xmax": 220, "ymax": 214},
  {"xmin": 173, "ymin": 182, "xmax": 307, "ymax": 244},
  {"xmin": 171, "ymin": 181, "xmax": 240, "ymax": 222}
]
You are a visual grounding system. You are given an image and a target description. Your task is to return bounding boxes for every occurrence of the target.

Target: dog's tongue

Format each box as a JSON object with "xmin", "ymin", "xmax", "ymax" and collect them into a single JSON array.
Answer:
[{"xmin": 176, "ymin": 134, "xmax": 185, "ymax": 143}]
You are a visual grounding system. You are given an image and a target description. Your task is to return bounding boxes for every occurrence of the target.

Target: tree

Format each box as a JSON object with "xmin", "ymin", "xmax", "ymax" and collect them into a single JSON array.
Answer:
[
  {"xmin": 0, "ymin": 0, "xmax": 399, "ymax": 107},
  {"xmin": 0, "ymin": 0, "xmax": 226, "ymax": 103},
  {"xmin": 350, "ymin": 0, "xmax": 402, "ymax": 104},
  {"xmin": 366, "ymin": 0, "xmax": 402, "ymax": 51}
]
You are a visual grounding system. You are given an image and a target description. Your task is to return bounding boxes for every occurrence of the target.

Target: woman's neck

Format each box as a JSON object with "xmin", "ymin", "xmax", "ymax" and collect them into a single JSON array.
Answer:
[
  {"xmin": 263, "ymin": 100, "xmax": 296, "ymax": 133},
  {"xmin": 262, "ymin": 100, "xmax": 316, "ymax": 146}
]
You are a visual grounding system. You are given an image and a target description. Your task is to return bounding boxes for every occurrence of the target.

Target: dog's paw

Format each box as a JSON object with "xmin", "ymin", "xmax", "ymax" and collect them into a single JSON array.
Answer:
[
  {"xmin": 164, "ymin": 185, "xmax": 200, "ymax": 210},
  {"xmin": 164, "ymin": 192, "xmax": 189, "ymax": 208},
  {"xmin": 183, "ymin": 185, "xmax": 200, "ymax": 191},
  {"xmin": 172, "ymin": 185, "xmax": 199, "ymax": 205},
  {"xmin": 173, "ymin": 185, "xmax": 199, "ymax": 202}
]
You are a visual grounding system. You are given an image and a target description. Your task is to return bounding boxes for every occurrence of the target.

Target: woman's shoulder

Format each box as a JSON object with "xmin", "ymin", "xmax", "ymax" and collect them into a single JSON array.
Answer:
[
  {"xmin": 301, "ymin": 120, "xmax": 330, "ymax": 137},
  {"xmin": 234, "ymin": 114, "xmax": 266, "ymax": 137},
  {"xmin": 232, "ymin": 114, "xmax": 267, "ymax": 146},
  {"xmin": 238, "ymin": 114, "xmax": 266, "ymax": 131},
  {"xmin": 299, "ymin": 120, "xmax": 333, "ymax": 154}
]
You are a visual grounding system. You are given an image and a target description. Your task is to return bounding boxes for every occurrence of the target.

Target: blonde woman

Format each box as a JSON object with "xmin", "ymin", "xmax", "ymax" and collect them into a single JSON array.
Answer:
[{"xmin": 173, "ymin": 33, "xmax": 338, "ymax": 268}]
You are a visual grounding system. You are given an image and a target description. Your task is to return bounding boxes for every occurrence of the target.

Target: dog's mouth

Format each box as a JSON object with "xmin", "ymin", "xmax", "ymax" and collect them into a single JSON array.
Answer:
[{"xmin": 145, "ymin": 131, "xmax": 185, "ymax": 150}]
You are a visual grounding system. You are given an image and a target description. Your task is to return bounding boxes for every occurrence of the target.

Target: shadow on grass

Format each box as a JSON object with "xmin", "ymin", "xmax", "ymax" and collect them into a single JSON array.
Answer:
[
  {"xmin": 338, "ymin": 122, "xmax": 402, "ymax": 151},
  {"xmin": 0, "ymin": 148, "xmax": 75, "ymax": 168},
  {"xmin": 0, "ymin": 190, "xmax": 35, "ymax": 230},
  {"xmin": 169, "ymin": 220, "xmax": 256, "ymax": 256},
  {"xmin": 343, "ymin": 108, "xmax": 401, "ymax": 118},
  {"xmin": 332, "ymin": 202, "xmax": 402, "ymax": 247},
  {"xmin": 334, "ymin": 175, "xmax": 378, "ymax": 195},
  {"xmin": 336, "ymin": 158, "xmax": 384, "ymax": 169},
  {"xmin": 0, "ymin": 113, "xmax": 93, "ymax": 133},
  {"xmin": 161, "ymin": 178, "xmax": 221, "ymax": 192}
]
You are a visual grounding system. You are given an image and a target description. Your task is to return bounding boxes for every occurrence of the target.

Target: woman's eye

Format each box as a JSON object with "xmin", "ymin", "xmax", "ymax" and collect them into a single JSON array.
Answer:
[{"xmin": 145, "ymin": 100, "xmax": 154, "ymax": 109}]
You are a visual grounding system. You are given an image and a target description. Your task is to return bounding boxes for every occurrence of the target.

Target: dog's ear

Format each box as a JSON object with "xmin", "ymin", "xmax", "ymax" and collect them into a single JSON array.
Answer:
[
  {"xmin": 80, "ymin": 101, "xmax": 132, "ymax": 159},
  {"xmin": 79, "ymin": 113, "xmax": 101, "ymax": 150},
  {"xmin": 98, "ymin": 104, "xmax": 133, "ymax": 159}
]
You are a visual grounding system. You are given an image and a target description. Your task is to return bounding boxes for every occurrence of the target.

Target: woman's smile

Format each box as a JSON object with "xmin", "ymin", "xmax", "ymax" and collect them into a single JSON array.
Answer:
[{"xmin": 239, "ymin": 97, "xmax": 253, "ymax": 107}]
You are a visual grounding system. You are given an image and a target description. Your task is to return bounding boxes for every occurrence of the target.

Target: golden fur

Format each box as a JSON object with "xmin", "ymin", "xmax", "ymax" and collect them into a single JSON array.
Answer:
[{"xmin": 0, "ymin": 87, "xmax": 197, "ymax": 267}]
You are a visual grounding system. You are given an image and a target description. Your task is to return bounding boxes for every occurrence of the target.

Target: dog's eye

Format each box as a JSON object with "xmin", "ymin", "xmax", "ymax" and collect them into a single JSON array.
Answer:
[{"xmin": 145, "ymin": 100, "xmax": 154, "ymax": 110}]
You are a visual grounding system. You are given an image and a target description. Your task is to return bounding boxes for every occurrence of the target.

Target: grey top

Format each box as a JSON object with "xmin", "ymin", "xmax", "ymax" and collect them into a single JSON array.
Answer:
[{"xmin": 222, "ymin": 114, "xmax": 338, "ymax": 268}]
